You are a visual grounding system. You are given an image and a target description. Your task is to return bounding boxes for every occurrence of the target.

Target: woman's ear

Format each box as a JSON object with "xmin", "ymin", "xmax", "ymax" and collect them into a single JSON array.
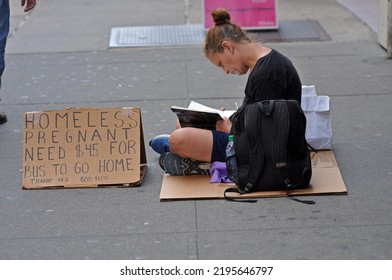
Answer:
[{"xmin": 221, "ymin": 41, "xmax": 233, "ymax": 53}]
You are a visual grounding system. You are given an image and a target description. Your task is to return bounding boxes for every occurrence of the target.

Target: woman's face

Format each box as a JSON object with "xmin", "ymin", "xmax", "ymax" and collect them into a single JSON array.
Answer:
[{"xmin": 207, "ymin": 42, "xmax": 249, "ymax": 75}]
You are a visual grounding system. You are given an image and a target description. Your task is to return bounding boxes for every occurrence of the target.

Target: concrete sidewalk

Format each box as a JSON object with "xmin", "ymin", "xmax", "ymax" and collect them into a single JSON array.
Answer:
[{"xmin": 1, "ymin": 0, "xmax": 391, "ymax": 260}]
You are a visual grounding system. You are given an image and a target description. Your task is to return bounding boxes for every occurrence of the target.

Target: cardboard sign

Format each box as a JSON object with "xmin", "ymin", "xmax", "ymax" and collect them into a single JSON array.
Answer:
[
  {"xmin": 22, "ymin": 107, "xmax": 147, "ymax": 189},
  {"xmin": 203, "ymin": 0, "xmax": 278, "ymax": 30}
]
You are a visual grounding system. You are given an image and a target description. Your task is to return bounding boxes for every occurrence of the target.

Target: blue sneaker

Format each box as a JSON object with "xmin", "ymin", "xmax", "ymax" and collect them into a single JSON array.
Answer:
[
  {"xmin": 159, "ymin": 152, "xmax": 210, "ymax": 176},
  {"xmin": 149, "ymin": 134, "xmax": 170, "ymax": 154}
]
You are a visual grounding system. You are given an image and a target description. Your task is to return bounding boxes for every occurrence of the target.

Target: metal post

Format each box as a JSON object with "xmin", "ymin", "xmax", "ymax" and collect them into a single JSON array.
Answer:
[{"xmin": 388, "ymin": 0, "xmax": 392, "ymax": 57}]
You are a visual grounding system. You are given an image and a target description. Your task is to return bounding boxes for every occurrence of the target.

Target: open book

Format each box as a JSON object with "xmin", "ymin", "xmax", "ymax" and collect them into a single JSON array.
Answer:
[{"xmin": 171, "ymin": 101, "xmax": 236, "ymax": 130}]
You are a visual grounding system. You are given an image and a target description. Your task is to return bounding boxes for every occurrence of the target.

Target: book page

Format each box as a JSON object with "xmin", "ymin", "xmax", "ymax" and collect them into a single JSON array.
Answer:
[
  {"xmin": 187, "ymin": 101, "xmax": 217, "ymax": 112},
  {"xmin": 188, "ymin": 101, "xmax": 235, "ymax": 119}
]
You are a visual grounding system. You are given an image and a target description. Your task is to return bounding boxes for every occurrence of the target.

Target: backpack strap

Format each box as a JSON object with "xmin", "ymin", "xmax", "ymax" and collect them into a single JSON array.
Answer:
[
  {"xmin": 223, "ymin": 104, "xmax": 262, "ymax": 203},
  {"xmin": 242, "ymin": 104, "xmax": 263, "ymax": 193},
  {"xmin": 270, "ymin": 100, "xmax": 291, "ymax": 187},
  {"xmin": 223, "ymin": 188, "xmax": 257, "ymax": 203},
  {"xmin": 271, "ymin": 101, "xmax": 316, "ymax": 205},
  {"xmin": 258, "ymin": 99, "xmax": 275, "ymax": 116}
]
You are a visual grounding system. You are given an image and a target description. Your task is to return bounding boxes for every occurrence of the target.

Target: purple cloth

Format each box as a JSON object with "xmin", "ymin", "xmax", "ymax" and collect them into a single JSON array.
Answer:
[{"xmin": 209, "ymin": 161, "xmax": 232, "ymax": 183}]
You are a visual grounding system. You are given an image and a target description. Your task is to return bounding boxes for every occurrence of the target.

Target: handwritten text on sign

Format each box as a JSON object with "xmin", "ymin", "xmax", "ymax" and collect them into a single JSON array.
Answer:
[{"xmin": 22, "ymin": 107, "xmax": 141, "ymax": 188}]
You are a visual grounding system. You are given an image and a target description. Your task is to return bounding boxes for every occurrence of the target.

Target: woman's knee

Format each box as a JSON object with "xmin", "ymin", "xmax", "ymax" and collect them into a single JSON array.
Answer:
[
  {"xmin": 169, "ymin": 128, "xmax": 189, "ymax": 152},
  {"xmin": 169, "ymin": 128, "xmax": 213, "ymax": 161}
]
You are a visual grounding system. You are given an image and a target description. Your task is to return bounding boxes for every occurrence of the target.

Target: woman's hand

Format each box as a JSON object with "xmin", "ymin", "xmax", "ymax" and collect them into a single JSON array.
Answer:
[{"xmin": 216, "ymin": 117, "xmax": 232, "ymax": 133}]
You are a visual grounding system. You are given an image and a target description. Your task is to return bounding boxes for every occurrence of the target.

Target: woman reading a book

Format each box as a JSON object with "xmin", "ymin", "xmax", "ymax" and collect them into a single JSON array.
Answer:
[{"xmin": 150, "ymin": 8, "xmax": 302, "ymax": 176}]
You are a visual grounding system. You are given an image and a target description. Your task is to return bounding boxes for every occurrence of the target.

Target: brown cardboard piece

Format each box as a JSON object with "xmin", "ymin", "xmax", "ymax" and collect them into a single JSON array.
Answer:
[
  {"xmin": 22, "ymin": 107, "xmax": 147, "ymax": 189},
  {"xmin": 160, "ymin": 150, "xmax": 347, "ymax": 200}
]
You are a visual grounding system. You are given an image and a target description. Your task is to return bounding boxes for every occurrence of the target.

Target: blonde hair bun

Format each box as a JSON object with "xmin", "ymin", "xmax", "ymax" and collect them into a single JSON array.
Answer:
[{"xmin": 211, "ymin": 8, "xmax": 231, "ymax": 26}]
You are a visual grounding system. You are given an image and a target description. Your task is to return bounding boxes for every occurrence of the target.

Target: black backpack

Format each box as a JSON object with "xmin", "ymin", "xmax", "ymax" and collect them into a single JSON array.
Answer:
[{"xmin": 225, "ymin": 99, "xmax": 314, "ymax": 204}]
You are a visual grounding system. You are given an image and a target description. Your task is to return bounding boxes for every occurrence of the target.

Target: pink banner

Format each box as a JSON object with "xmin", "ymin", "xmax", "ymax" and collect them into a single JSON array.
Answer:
[{"xmin": 203, "ymin": 0, "xmax": 278, "ymax": 29}]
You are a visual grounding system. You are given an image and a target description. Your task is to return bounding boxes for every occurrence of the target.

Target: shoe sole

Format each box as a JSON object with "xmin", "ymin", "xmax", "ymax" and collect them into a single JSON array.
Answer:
[{"xmin": 159, "ymin": 153, "xmax": 210, "ymax": 176}]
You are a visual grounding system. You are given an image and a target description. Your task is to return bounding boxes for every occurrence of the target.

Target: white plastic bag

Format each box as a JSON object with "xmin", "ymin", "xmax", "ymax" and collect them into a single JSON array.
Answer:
[{"xmin": 301, "ymin": 86, "xmax": 333, "ymax": 150}]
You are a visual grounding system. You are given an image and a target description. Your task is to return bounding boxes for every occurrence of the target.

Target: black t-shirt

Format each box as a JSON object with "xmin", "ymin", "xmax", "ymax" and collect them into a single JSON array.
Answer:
[{"xmin": 241, "ymin": 49, "xmax": 302, "ymax": 108}]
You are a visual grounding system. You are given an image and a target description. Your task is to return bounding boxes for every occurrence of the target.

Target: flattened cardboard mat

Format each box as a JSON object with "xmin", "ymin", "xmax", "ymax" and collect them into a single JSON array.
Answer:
[
  {"xmin": 160, "ymin": 150, "xmax": 347, "ymax": 201},
  {"xmin": 22, "ymin": 107, "xmax": 147, "ymax": 189}
]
